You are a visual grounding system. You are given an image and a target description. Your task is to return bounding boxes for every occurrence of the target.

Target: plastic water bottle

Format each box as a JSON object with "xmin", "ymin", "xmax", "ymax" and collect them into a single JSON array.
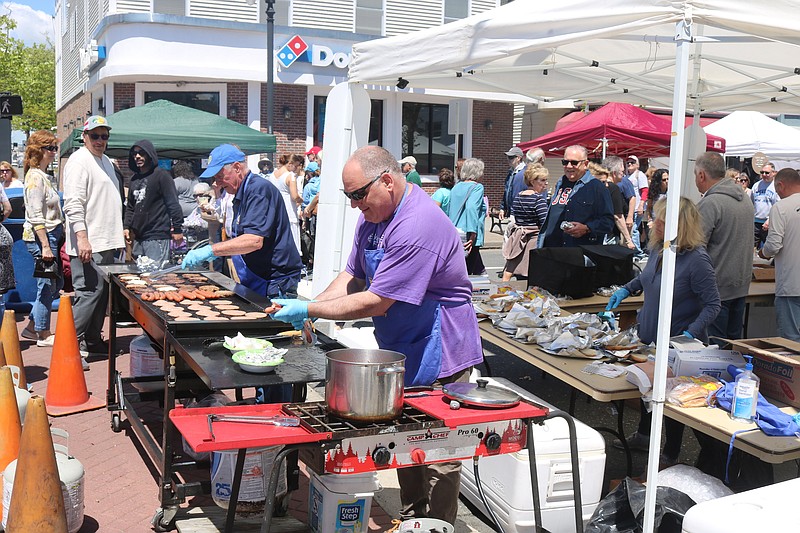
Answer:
[{"xmin": 731, "ymin": 355, "xmax": 760, "ymax": 422}]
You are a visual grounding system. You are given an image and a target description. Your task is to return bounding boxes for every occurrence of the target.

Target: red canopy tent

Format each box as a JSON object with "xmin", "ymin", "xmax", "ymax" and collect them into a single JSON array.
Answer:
[{"xmin": 519, "ymin": 102, "xmax": 725, "ymax": 158}]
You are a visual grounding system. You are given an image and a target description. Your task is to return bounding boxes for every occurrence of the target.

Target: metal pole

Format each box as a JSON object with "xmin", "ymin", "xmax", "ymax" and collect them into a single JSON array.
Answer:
[{"xmin": 266, "ymin": 0, "xmax": 275, "ymax": 137}]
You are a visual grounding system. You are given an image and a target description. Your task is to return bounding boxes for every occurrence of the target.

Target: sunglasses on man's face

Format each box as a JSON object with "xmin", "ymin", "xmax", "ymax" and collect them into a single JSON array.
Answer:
[
  {"xmin": 131, "ymin": 149, "xmax": 146, "ymax": 157},
  {"xmin": 343, "ymin": 170, "xmax": 387, "ymax": 201},
  {"xmin": 561, "ymin": 159, "xmax": 585, "ymax": 167},
  {"xmin": 87, "ymin": 133, "xmax": 109, "ymax": 141},
  {"xmin": 761, "ymin": 171, "xmax": 772, "ymax": 175}
]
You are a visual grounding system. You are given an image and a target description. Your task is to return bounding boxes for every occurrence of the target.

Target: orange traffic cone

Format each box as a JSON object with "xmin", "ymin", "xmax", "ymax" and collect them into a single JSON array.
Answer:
[
  {"xmin": 0, "ymin": 311, "xmax": 26, "ymax": 390},
  {"xmin": 5, "ymin": 396, "xmax": 68, "ymax": 533},
  {"xmin": 0, "ymin": 338, "xmax": 6, "ymax": 366},
  {"xmin": 0, "ymin": 366, "xmax": 22, "ymax": 524},
  {"xmin": 45, "ymin": 296, "xmax": 105, "ymax": 416}
]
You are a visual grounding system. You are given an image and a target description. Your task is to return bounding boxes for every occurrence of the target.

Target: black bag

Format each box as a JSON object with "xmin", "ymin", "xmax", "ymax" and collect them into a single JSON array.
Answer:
[
  {"xmin": 527, "ymin": 247, "xmax": 596, "ymax": 298},
  {"xmin": 584, "ymin": 477, "xmax": 695, "ymax": 533},
  {"xmin": 579, "ymin": 244, "xmax": 635, "ymax": 288},
  {"xmin": 33, "ymin": 257, "xmax": 59, "ymax": 279}
]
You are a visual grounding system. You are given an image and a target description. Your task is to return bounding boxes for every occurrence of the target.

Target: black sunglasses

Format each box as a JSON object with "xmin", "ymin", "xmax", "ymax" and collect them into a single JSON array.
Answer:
[
  {"xmin": 561, "ymin": 159, "xmax": 586, "ymax": 167},
  {"xmin": 87, "ymin": 133, "xmax": 109, "ymax": 141},
  {"xmin": 43, "ymin": 145, "xmax": 58, "ymax": 152},
  {"xmin": 760, "ymin": 170, "xmax": 772, "ymax": 175},
  {"xmin": 343, "ymin": 169, "xmax": 387, "ymax": 201},
  {"xmin": 131, "ymin": 149, "xmax": 146, "ymax": 156}
]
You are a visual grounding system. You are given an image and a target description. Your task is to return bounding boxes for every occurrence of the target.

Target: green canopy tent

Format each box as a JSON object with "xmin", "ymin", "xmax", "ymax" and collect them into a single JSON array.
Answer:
[{"xmin": 59, "ymin": 99, "xmax": 276, "ymax": 159}]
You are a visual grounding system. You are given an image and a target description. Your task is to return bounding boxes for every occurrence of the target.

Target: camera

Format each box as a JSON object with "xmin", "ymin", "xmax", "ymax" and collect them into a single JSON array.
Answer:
[{"xmin": 560, "ymin": 221, "xmax": 574, "ymax": 231}]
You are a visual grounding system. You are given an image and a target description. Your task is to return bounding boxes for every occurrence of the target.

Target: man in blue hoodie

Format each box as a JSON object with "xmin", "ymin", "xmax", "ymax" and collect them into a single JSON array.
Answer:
[{"xmin": 124, "ymin": 140, "xmax": 185, "ymax": 265}]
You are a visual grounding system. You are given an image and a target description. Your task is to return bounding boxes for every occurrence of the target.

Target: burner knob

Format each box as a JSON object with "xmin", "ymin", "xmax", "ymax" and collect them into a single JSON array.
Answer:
[
  {"xmin": 372, "ymin": 446, "xmax": 391, "ymax": 466},
  {"xmin": 484, "ymin": 432, "xmax": 502, "ymax": 451},
  {"xmin": 410, "ymin": 448, "xmax": 427, "ymax": 464}
]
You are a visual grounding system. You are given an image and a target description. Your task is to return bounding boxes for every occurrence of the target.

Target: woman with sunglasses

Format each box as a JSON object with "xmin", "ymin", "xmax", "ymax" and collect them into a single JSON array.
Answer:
[
  {"xmin": 0, "ymin": 162, "xmax": 22, "ymax": 190},
  {"xmin": 21, "ymin": 130, "xmax": 64, "ymax": 347},
  {"xmin": 645, "ymin": 168, "xmax": 669, "ymax": 223}
]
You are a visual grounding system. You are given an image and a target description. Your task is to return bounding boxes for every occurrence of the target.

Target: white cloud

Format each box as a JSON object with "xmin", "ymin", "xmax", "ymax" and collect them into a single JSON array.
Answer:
[{"xmin": 3, "ymin": 2, "xmax": 54, "ymax": 45}]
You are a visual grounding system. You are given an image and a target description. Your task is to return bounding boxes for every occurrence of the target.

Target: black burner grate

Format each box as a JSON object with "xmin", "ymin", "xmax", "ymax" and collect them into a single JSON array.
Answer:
[{"xmin": 282, "ymin": 401, "xmax": 443, "ymax": 440}]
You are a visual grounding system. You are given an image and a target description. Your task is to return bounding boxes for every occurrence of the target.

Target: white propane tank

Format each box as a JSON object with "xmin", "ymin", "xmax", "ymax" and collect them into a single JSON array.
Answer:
[
  {"xmin": 5, "ymin": 365, "xmax": 29, "ymax": 423},
  {"xmin": 2, "ymin": 429, "xmax": 84, "ymax": 533},
  {"xmin": 129, "ymin": 334, "xmax": 163, "ymax": 391}
]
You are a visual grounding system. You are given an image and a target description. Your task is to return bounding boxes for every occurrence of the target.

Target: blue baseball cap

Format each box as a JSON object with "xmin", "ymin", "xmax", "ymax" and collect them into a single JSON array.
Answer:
[
  {"xmin": 305, "ymin": 162, "xmax": 319, "ymax": 173},
  {"xmin": 200, "ymin": 144, "xmax": 246, "ymax": 178}
]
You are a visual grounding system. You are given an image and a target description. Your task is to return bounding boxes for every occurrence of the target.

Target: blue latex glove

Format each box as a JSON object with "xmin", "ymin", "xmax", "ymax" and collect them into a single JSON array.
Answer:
[
  {"xmin": 270, "ymin": 299, "xmax": 310, "ymax": 330},
  {"xmin": 683, "ymin": 330, "xmax": 694, "ymax": 339},
  {"xmin": 606, "ymin": 288, "xmax": 630, "ymax": 310},
  {"xmin": 181, "ymin": 245, "xmax": 215, "ymax": 269}
]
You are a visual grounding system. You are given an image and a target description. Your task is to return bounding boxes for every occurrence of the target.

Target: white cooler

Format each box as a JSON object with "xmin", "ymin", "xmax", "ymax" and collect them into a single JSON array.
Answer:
[
  {"xmin": 459, "ymin": 377, "xmax": 606, "ymax": 533},
  {"xmin": 682, "ymin": 478, "xmax": 800, "ymax": 532}
]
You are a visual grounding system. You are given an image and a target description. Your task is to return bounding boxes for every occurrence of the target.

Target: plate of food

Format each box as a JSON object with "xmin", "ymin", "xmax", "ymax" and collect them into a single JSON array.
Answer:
[
  {"xmin": 222, "ymin": 332, "xmax": 274, "ymax": 351},
  {"xmin": 232, "ymin": 348, "xmax": 288, "ymax": 373}
]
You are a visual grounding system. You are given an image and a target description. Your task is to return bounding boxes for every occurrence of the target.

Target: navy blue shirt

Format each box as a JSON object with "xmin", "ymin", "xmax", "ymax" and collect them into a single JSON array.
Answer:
[
  {"xmin": 618, "ymin": 178, "xmax": 636, "ymax": 217},
  {"xmin": 232, "ymin": 173, "xmax": 302, "ymax": 283}
]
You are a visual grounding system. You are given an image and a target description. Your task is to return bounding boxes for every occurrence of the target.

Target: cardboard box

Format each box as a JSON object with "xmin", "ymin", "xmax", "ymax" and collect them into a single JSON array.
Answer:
[
  {"xmin": 667, "ymin": 338, "xmax": 744, "ymax": 381},
  {"xmin": 752, "ymin": 266, "xmax": 775, "ymax": 282},
  {"xmin": 726, "ymin": 337, "xmax": 800, "ymax": 407}
]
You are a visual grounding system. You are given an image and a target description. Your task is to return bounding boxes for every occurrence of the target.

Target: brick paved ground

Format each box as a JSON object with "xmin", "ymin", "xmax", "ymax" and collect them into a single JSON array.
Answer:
[{"xmin": 14, "ymin": 313, "xmax": 394, "ymax": 532}]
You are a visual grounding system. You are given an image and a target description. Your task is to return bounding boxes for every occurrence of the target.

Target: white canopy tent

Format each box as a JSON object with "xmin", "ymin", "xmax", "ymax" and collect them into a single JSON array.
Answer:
[
  {"xmin": 312, "ymin": 3, "xmax": 800, "ymax": 529},
  {"xmin": 704, "ymin": 110, "xmax": 800, "ymax": 168}
]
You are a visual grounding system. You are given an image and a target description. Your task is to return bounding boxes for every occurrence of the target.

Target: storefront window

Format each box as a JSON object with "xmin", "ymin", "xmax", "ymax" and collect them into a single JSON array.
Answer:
[
  {"xmin": 313, "ymin": 96, "xmax": 383, "ymax": 149},
  {"xmin": 153, "ymin": 0, "xmax": 185, "ymax": 15},
  {"xmin": 355, "ymin": 0, "xmax": 383, "ymax": 35},
  {"xmin": 144, "ymin": 92, "xmax": 220, "ymax": 115},
  {"xmin": 401, "ymin": 102, "xmax": 457, "ymax": 175},
  {"xmin": 444, "ymin": 0, "xmax": 468, "ymax": 23}
]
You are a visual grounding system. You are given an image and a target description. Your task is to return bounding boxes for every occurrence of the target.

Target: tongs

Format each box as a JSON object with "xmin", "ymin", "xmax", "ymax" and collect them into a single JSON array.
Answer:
[
  {"xmin": 142, "ymin": 264, "xmax": 182, "ymax": 280},
  {"xmin": 206, "ymin": 414, "xmax": 301, "ymax": 441},
  {"xmin": 264, "ymin": 302, "xmax": 318, "ymax": 345}
]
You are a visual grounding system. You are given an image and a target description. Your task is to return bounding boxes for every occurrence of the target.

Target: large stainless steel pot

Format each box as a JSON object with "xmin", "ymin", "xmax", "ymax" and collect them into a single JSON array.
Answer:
[{"xmin": 325, "ymin": 349, "xmax": 405, "ymax": 422}]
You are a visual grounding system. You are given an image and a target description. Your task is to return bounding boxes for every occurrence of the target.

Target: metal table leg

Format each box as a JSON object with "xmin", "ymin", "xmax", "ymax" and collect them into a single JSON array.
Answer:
[{"xmin": 224, "ymin": 448, "xmax": 248, "ymax": 533}]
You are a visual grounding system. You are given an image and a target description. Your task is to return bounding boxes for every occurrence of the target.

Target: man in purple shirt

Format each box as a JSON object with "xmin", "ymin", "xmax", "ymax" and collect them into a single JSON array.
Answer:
[{"xmin": 271, "ymin": 145, "xmax": 483, "ymax": 525}]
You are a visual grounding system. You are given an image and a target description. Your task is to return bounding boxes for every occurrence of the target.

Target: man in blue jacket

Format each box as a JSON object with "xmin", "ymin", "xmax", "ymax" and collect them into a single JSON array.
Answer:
[{"xmin": 539, "ymin": 145, "xmax": 614, "ymax": 247}]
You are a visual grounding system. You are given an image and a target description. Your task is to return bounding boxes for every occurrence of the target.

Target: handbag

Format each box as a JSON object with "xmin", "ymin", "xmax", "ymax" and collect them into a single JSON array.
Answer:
[{"xmin": 33, "ymin": 257, "xmax": 60, "ymax": 279}]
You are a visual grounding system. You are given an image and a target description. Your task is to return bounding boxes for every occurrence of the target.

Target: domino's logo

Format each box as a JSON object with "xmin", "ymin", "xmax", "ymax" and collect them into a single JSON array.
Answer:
[{"xmin": 277, "ymin": 35, "xmax": 308, "ymax": 68}]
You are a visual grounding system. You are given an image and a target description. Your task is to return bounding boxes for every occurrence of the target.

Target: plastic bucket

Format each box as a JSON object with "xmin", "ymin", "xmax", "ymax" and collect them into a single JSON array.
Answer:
[
  {"xmin": 308, "ymin": 471, "xmax": 380, "ymax": 533},
  {"xmin": 399, "ymin": 518, "xmax": 455, "ymax": 532},
  {"xmin": 210, "ymin": 447, "xmax": 286, "ymax": 516}
]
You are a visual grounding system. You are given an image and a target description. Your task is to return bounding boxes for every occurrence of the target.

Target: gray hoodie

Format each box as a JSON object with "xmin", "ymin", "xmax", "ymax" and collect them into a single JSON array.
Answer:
[{"xmin": 697, "ymin": 177, "xmax": 754, "ymax": 301}]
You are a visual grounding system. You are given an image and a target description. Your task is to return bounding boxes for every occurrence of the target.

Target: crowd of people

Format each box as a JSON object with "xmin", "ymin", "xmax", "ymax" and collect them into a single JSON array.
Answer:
[{"xmin": 1, "ymin": 114, "xmax": 798, "ymax": 524}]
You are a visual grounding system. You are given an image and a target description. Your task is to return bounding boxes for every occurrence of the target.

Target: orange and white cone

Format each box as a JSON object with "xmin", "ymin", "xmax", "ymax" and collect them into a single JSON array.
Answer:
[
  {"xmin": 0, "ymin": 310, "xmax": 27, "ymax": 390},
  {"xmin": 5, "ymin": 396, "xmax": 68, "ymax": 532},
  {"xmin": 0, "ymin": 366, "xmax": 22, "ymax": 524},
  {"xmin": 45, "ymin": 296, "xmax": 104, "ymax": 416}
]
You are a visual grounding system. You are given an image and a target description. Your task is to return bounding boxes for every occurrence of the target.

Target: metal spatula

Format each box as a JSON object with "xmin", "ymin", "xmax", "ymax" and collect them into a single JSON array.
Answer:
[{"xmin": 142, "ymin": 264, "xmax": 182, "ymax": 280}]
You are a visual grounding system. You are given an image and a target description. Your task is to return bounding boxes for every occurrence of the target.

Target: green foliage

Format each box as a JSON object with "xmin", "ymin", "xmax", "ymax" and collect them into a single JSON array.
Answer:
[{"xmin": 1, "ymin": 12, "xmax": 56, "ymax": 135}]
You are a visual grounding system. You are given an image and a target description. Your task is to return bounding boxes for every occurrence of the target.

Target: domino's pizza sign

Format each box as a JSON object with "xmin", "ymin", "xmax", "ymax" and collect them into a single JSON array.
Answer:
[{"xmin": 277, "ymin": 35, "xmax": 351, "ymax": 69}]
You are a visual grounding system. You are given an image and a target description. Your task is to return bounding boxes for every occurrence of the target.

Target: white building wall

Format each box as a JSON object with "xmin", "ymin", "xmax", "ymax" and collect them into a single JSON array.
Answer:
[
  {"xmin": 189, "ymin": 0, "xmax": 258, "ymax": 22},
  {"xmin": 292, "ymin": 0, "xmax": 353, "ymax": 31},
  {"xmin": 385, "ymin": 0, "xmax": 442, "ymax": 36},
  {"xmin": 115, "ymin": 0, "xmax": 150, "ymax": 13}
]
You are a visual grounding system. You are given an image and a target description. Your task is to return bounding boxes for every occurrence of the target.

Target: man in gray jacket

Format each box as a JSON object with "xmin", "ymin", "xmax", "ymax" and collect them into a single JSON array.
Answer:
[{"xmin": 694, "ymin": 152, "xmax": 754, "ymax": 340}]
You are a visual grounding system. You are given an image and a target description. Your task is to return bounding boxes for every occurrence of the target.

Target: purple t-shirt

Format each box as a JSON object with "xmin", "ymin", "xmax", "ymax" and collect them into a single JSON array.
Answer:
[{"xmin": 346, "ymin": 186, "xmax": 483, "ymax": 378}]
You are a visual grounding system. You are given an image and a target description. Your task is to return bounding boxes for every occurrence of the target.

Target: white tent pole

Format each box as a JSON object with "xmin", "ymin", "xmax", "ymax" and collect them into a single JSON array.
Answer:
[
  {"xmin": 641, "ymin": 16, "xmax": 692, "ymax": 533},
  {"xmin": 602, "ymin": 137, "xmax": 607, "ymax": 159}
]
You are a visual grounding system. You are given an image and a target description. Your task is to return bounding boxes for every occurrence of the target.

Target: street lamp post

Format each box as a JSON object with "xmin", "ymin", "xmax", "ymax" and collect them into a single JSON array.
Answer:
[{"xmin": 265, "ymin": 0, "xmax": 276, "ymax": 137}]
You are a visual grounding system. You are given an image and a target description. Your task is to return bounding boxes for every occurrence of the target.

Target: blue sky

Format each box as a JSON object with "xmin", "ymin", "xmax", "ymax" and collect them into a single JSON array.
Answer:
[{"xmin": 2, "ymin": 1, "xmax": 55, "ymax": 44}]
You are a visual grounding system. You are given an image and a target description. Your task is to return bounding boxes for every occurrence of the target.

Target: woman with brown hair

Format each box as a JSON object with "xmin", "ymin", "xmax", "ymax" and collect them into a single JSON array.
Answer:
[
  {"xmin": 20, "ymin": 130, "xmax": 64, "ymax": 346},
  {"xmin": 267, "ymin": 153, "xmax": 305, "ymax": 254}
]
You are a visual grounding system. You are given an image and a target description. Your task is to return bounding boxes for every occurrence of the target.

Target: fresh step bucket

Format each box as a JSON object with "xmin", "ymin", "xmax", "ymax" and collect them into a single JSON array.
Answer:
[{"xmin": 308, "ymin": 471, "xmax": 380, "ymax": 533}]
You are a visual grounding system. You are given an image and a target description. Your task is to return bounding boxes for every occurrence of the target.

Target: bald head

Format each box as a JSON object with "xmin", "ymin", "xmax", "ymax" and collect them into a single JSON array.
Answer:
[{"xmin": 342, "ymin": 146, "xmax": 406, "ymax": 223}]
